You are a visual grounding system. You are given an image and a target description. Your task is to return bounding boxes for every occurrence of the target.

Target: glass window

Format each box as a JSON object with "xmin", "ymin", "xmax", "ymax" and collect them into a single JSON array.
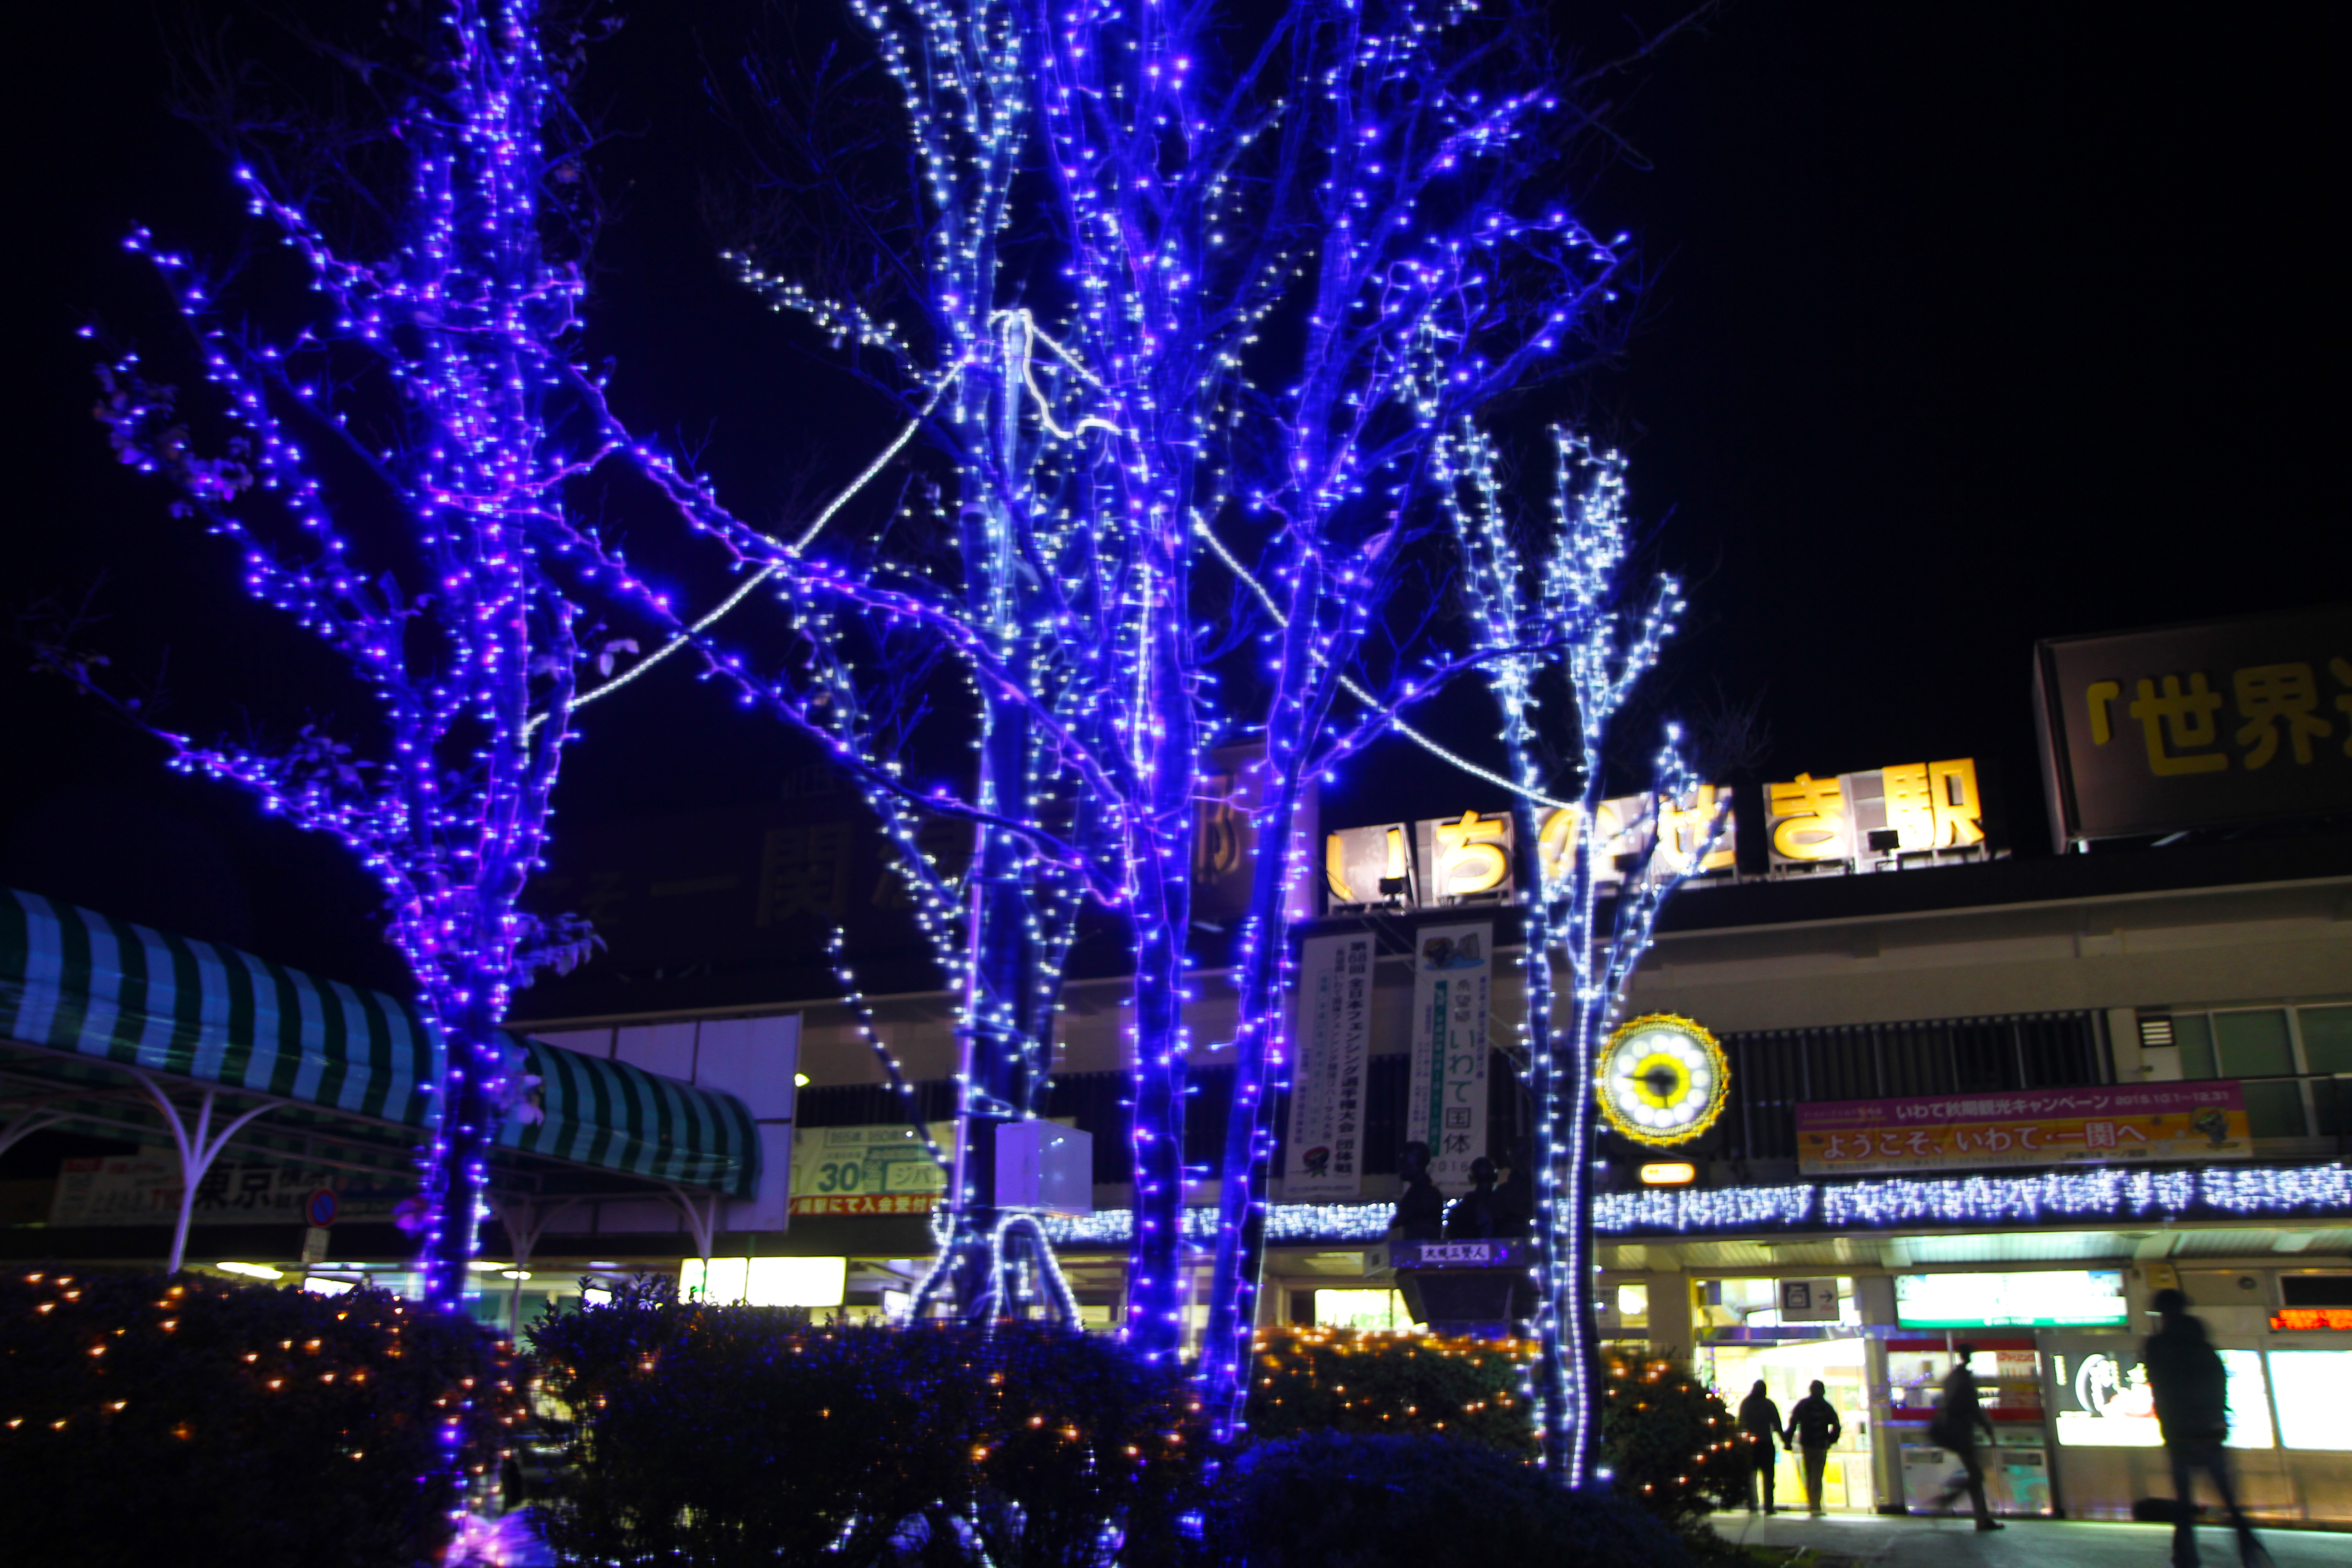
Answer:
[
  {"xmin": 1314, "ymin": 1289, "xmax": 1413, "ymax": 1331},
  {"xmin": 2298, "ymin": 1007, "xmax": 2352, "ymax": 1076},
  {"xmin": 2268, "ymin": 1350, "xmax": 2352, "ymax": 1450},
  {"xmin": 2242, "ymin": 1080, "xmax": 2310, "ymax": 1139},
  {"xmin": 2174, "ymin": 1014, "xmax": 2216, "ymax": 1080},
  {"xmin": 2213, "ymin": 1010, "xmax": 2295, "ymax": 1077}
]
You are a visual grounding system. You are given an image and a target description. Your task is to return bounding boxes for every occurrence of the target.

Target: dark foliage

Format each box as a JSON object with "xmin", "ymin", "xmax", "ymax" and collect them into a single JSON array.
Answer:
[
  {"xmin": 1242, "ymin": 1329, "xmax": 1537, "ymax": 1455},
  {"xmin": 1597, "ymin": 1357, "xmax": 1751, "ymax": 1532},
  {"xmin": 0, "ymin": 1269, "xmax": 520, "ymax": 1568},
  {"xmin": 1205, "ymin": 1431, "xmax": 1694, "ymax": 1568},
  {"xmin": 526, "ymin": 1301, "xmax": 1205, "ymax": 1567}
]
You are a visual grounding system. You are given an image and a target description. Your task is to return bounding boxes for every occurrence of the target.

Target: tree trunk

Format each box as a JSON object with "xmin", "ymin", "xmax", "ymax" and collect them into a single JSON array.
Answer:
[
  {"xmin": 419, "ymin": 994, "xmax": 502, "ymax": 1313},
  {"xmin": 1201, "ymin": 559, "xmax": 1326, "ymax": 1433}
]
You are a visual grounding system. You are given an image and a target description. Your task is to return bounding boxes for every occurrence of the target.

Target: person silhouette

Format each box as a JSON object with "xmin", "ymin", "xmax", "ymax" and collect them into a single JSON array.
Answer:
[
  {"xmin": 2146, "ymin": 1287, "xmax": 2269, "ymax": 1567},
  {"xmin": 1737, "ymin": 1379, "xmax": 1785, "ymax": 1514},
  {"xmin": 1785, "ymin": 1378, "xmax": 1843, "ymax": 1515},
  {"xmin": 1444, "ymin": 1156, "xmax": 1505, "ymax": 1240},
  {"xmin": 1392, "ymin": 1140, "xmax": 1445, "ymax": 1241}
]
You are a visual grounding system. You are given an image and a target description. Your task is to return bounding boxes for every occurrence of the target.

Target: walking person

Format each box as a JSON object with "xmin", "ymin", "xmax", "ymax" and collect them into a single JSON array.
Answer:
[
  {"xmin": 1928, "ymin": 1342, "xmax": 2004, "ymax": 1531},
  {"xmin": 1737, "ymin": 1379, "xmax": 1786, "ymax": 1514},
  {"xmin": 1785, "ymin": 1378, "xmax": 1844, "ymax": 1515},
  {"xmin": 2146, "ymin": 1287, "xmax": 2270, "ymax": 1568}
]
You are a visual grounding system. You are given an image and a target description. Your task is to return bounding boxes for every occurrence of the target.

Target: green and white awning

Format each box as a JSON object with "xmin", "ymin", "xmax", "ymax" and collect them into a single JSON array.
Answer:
[{"xmin": 0, "ymin": 888, "xmax": 757, "ymax": 1197}]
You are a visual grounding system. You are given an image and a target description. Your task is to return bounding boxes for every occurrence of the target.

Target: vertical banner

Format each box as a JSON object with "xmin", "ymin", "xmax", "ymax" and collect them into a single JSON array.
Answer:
[
  {"xmin": 1284, "ymin": 932, "xmax": 1373, "ymax": 1200},
  {"xmin": 1408, "ymin": 922, "xmax": 1492, "ymax": 1192}
]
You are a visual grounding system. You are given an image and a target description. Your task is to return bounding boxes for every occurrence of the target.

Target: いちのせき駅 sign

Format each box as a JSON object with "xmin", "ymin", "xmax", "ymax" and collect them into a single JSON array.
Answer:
[
  {"xmin": 1794, "ymin": 1083, "xmax": 2253, "ymax": 1176},
  {"xmin": 1323, "ymin": 788, "xmax": 1735, "ymax": 910},
  {"xmin": 2034, "ymin": 604, "xmax": 2352, "ymax": 847},
  {"xmin": 1764, "ymin": 759, "xmax": 1991, "ymax": 872}
]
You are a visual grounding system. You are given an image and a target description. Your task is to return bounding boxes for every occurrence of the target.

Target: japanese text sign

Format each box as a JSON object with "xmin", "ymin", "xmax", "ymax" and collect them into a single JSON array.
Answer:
[
  {"xmin": 1794, "ymin": 1083, "xmax": 2250, "ymax": 1176},
  {"xmin": 49, "ymin": 1155, "xmax": 409, "ymax": 1227},
  {"xmin": 788, "ymin": 1122, "xmax": 953, "ymax": 1216},
  {"xmin": 1323, "ymin": 789, "xmax": 1733, "ymax": 911},
  {"xmin": 1284, "ymin": 932, "xmax": 1374, "ymax": 1200},
  {"xmin": 1765, "ymin": 760, "xmax": 1987, "ymax": 872},
  {"xmin": 2034, "ymin": 606, "xmax": 2352, "ymax": 846},
  {"xmin": 1406, "ymin": 921, "xmax": 1492, "ymax": 1193}
]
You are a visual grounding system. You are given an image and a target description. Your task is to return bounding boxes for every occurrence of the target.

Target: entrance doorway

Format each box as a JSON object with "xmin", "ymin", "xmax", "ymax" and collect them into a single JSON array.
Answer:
[{"xmin": 1700, "ymin": 1336, "xmax": 1877, "ymax": 1514}]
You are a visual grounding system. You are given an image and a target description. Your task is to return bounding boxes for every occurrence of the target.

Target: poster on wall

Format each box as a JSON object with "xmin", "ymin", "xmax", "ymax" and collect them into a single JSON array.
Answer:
[
  {"xmin": 1795, "ymin": 1083, "xmax": 2251, "ymax": 1176},
  {"xmin": 1407, "ymin": 922, "xmax": 1492, "ymax": 1193},
  {"xmin": 788, "ymin": 1122, "xmax": 954, "ymax": 1216},
  {"xmin": 1284, "ymin": 932, "xmax": 1374, "ymax": 1200}
]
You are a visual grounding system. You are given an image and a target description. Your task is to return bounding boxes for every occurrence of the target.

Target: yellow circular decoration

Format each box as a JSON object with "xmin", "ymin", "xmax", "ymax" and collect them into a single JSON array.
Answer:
[{"xmin": 1596, "ymin": 1014, "xmax": 1728, "ymax": 1147}]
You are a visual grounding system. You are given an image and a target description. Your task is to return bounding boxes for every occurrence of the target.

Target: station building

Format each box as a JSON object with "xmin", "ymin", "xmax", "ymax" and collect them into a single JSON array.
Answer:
[{"xmin": 4, "ymin": 607, "xmax": 2349, "ymax": 1523}]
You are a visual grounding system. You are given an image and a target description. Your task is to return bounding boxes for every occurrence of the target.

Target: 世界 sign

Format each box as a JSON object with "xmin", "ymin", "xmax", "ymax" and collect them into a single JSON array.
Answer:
[{"xmin": 2034, "ymin": 606, "xmax": 2352, "ymax": 847}]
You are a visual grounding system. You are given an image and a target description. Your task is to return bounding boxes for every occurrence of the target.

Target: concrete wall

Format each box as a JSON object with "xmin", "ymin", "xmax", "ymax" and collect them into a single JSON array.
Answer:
[{"xmin": 1625, "ymin": 878, "xmax": 2352, "ymax": 1035}]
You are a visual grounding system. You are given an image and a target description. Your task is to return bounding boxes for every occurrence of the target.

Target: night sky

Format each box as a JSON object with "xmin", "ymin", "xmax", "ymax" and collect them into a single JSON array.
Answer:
[{"xmin": 5, "ymin": 0, "xmax": 2341, "ymax": 996}]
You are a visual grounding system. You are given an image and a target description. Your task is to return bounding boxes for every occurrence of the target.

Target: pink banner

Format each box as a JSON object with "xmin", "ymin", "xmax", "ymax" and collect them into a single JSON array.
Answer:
[{"xmin": 1794, "ymin": 1083, "xmax": 2251, "ymax": 1175}]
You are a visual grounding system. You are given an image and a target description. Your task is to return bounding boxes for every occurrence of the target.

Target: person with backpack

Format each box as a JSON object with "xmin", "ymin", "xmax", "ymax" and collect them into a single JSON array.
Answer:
[
  {"xmin": 1927, "ymin": 1342, "xmax": 2003, "ymax": 1531},
  {"xmin": 1736, "ymin": 1379, "xmax": 1786, "ymax": 1514},
  {"xmin": 2145, "ymin": 1287, "xmax": 2269, "ymax": 1567},
  {"xmin": 1784, "ymin": 1379, "xmax": 1844, "ymax": 1515}
]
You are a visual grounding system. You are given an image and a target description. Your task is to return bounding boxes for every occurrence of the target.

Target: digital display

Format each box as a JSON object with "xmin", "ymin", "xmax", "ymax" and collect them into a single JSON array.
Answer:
[
  {"xmin": 2270, "ymin": 1308, "xmax": 2352, "ymax": 1332},
  {"xmin": 1895, "ymin": 1270, "xmax": 2127, "ymax": 1328},
  {"xmin": 2269, "ymin": 1351, "xmax": 2352, "ymax": 1451}
]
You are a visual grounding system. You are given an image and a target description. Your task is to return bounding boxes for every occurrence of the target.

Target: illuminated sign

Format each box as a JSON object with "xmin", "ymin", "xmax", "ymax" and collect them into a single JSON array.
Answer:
[
  {"xmin": 2034, "ymin": 606, "xmax": 2352, "ymax": 847},
  {"xmin": 680, "ymin": 1256, "xmax": 847, "ymax": 1308},
  {"xmin": 1597, "ymin": 1015, "xmax": 1728, "ymax": 1147},
  {"xmin": 1637, "ymin": 1162, "xmax": 1698, "ymax": 1186},
  {"xmin": 2269, "ymin": 1351, "xmax": 2352, "ymax": 1450},
  {"xmin": 1894, "ymin": 1270, "xmax": 2127, "ymax": 1329},
  {"xmin": 1324, "ymin": 788, "xmax": 1734, "ymax": 911},
  {"xmin": 1794, "ymin": 1083, "xmax": 2252, "ymax": 1176},
  {"xmin": 2272, "ymin": 1308, "xmax": 2352, "ymax": 1332},
  {"xmin": 1765, "ymin": 759, "xmax": 1987, "ymax": 873},
  {"xmin": 2047, "ymin": 1336, "xmax": 2274, "ymax": 1450}
]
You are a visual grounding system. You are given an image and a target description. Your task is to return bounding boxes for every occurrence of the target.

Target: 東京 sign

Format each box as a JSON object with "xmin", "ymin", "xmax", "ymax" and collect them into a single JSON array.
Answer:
[{"xmin": 2034, "ymin": 605, "xmax": 2352, "ymax": 846}]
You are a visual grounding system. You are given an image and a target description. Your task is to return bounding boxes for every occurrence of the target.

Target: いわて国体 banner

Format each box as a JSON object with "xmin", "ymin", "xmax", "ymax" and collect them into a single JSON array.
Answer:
[
  {"xmin": 1407, "ymin": 922, "xmax": 1491, "ymax": 1193},
  {"xmin": 1284, "ymin": 931, "xmax": 1373, "ymax": 1200},
  {"xmin": 1794, "ymin": 1083, "xmax": 2251, "ymax": 1176}
]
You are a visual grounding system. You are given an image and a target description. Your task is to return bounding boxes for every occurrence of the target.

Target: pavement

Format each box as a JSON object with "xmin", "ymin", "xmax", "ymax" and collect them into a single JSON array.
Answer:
[{"xmin": 1708, "ymin": 1511, "xmax": 2352, "ymax": 1568}]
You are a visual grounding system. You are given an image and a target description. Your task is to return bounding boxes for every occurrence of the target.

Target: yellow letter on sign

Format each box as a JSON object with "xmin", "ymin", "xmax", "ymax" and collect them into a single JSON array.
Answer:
[{"xmin": 1434, "ymin": 810, "xmax": 1509, "ymax": 896}]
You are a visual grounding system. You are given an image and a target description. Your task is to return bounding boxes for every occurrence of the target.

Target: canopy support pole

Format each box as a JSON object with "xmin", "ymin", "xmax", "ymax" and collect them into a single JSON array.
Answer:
[
  {"xmin": 128, "ymin": 1071, "xmax": 274, "ymax": 1274},
  {"xmin": 666, "ymin": 1184, "xmax": 720, "ymax": 1269},
  {"xmin": 488, "ymin": 1193, "xmax": 578, "ymax": 1341}
]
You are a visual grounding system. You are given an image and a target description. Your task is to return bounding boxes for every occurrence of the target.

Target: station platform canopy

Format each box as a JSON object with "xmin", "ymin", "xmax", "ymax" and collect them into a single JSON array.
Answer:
[{"xmin": 0, "ymin": 888, "xmax": 759, "ymax": 1201}]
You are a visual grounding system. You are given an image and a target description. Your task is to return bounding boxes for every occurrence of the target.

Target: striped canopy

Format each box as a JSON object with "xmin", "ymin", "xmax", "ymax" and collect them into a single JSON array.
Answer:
[{"xmin": 0, "ymin": 888, "xmax": 757, "ymax": 1198}]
